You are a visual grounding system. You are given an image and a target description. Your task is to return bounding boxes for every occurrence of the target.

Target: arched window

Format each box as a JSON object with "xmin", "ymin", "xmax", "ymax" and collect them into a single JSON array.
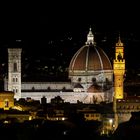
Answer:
[
  {"xmin": 117, "ymin": 52, "xmax": 123, "ymax": 61},
  {"xmin": 47, "ymin": 87, "xmax": 51, "ymax": 91},
  {"xmin": 92, "ymin": 78, "xmax": 96, "ymax": 84},
  {"xmin": 13, "ymin": 89, "xmax": 15, "ymax": 93},
  {"xmin": 78, "ymin": 78, "xmax": 81, "ymax": 82},
  {"xmin": 13, "ymin": 63, "xmax": 17, "ymax": 72},
  {"xmin": 13, "ymin": 78, "xmax": 15, "ymax": 82},
  {"xmin": 62, "ymin": 87, "xmax": 66, "ymax": 91},
  {"xmin": 32, "ymin": 87, "xmax": 35, "ymax": 91},
  {"xmin": 4, "ymin": 99, "xmax": 9, "ymax": 108}
]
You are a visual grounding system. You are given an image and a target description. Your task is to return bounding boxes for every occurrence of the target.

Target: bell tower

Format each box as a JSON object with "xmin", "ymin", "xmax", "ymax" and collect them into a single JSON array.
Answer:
[
  {"xmin": 8, "ymin": 48, "xmax": 22, "ymax": 100},
  {"xmin": 113, "ymin": 36, "xmax": 125, "ymax": 130},
  {"xmin": 113, "ymin": 37, "xmax": 125, "ymax": 99}
]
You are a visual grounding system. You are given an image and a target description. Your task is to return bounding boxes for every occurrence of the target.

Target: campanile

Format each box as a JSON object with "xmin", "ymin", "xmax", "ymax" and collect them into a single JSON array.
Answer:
[{"xmin": 8, "ymin": 48, "xmax": 22, "ymax": 100}]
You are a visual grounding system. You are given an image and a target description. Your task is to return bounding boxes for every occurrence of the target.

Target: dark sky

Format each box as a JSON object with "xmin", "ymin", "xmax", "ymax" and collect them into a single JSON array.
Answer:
[
  {"xmin": 1, "ymin": 1, "xmax": 140, "ymax": 71},
  {"xmin": 2, "ymin": 1, "xmax": 140, "ymax": 37},
  {"xmin": 39, "ymin": 1, "xmax": 140, "ymax": 35},
  {"xmin": 0, "ymin": 1, "xmax": 139, "ymax": 37}
]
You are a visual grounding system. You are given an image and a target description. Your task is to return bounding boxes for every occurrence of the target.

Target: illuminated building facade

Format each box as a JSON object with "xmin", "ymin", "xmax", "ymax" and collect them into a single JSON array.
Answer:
[
  {"xmin": 0, "ymin": 91, "xmax": 14, "ymax": 110},
  {"xmin": 113, "ymin": 37, "xmax": 125, "ymax": 99},
  {"xmin": 4, "ymin": 28, "xmax": 114, "ymax": 103},
  {"xmin": 113, "ymin": 37, "xmax": 125, "ymax": 130}
]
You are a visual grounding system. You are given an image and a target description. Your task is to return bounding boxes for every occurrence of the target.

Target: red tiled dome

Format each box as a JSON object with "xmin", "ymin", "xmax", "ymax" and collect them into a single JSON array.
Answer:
[
  {"xmin": 69, "ymin": 44, "xmax": 112, "ymax": 72},
  {"xmin": 69, "ymin": 28, "xmax": 112, "ymax": 79}
]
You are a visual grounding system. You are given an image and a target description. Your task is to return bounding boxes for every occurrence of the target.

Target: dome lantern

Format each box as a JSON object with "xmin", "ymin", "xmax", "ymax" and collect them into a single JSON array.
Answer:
[{"xmin": 86, "ymin": 28, "xmax": 95, "ymax": 45}]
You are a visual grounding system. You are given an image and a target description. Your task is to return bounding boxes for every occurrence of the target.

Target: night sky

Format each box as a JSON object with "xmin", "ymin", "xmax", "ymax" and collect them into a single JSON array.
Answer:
[{"xmin": 0, "ymin": 2, "xmax": 140, "ymax": 80}]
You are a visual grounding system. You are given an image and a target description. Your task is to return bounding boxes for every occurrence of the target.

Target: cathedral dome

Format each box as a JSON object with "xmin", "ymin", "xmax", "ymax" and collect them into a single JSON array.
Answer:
[{"xmin": 69, "ymin": 28, "xmax": 112, "ymax": 76}]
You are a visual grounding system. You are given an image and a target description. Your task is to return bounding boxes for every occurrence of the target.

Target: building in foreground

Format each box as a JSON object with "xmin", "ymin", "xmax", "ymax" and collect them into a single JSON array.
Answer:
[{"xmin": 0, "ymin": 91, "xmax": 14, "ymax": 110}]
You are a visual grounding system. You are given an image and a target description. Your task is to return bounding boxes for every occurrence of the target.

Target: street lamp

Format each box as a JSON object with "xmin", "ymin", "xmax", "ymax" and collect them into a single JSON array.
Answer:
[
  {"xmin": 109, "ymin": 119, "xmax": 113, "ymax": 134},
  {"xmin": 109, "ymin": 119, "xmax": 113, "ymax": 124}
]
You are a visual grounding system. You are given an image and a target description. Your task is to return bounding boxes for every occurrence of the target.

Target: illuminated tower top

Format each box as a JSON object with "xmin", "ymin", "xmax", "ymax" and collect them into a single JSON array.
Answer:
[
  {"xmin": 115, "ymin": 36, "xmax": 124, "ymax": 61},
  {"xmin": 116, "ymin": 36, "xmax": 123, "ymax": 46},
  {"xmin": 86, "ymin": 28, "xmax": 96, "ymax": 45}
]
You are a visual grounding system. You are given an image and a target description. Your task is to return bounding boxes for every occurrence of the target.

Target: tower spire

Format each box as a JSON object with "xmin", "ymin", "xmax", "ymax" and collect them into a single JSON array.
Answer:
[
  {"xmin": 116, "ymin": 34, "xmax": 123, "ymax": 47},
  {"xmin": 86, "ymin": 28, "xmax": 95, "ymax": 45}
]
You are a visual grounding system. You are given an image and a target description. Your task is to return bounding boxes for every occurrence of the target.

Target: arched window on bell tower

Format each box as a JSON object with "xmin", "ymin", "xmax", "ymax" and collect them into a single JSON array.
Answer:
[{"xmin": 13, "ymin": 62, "xmax": 17, "ymax": 72}]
